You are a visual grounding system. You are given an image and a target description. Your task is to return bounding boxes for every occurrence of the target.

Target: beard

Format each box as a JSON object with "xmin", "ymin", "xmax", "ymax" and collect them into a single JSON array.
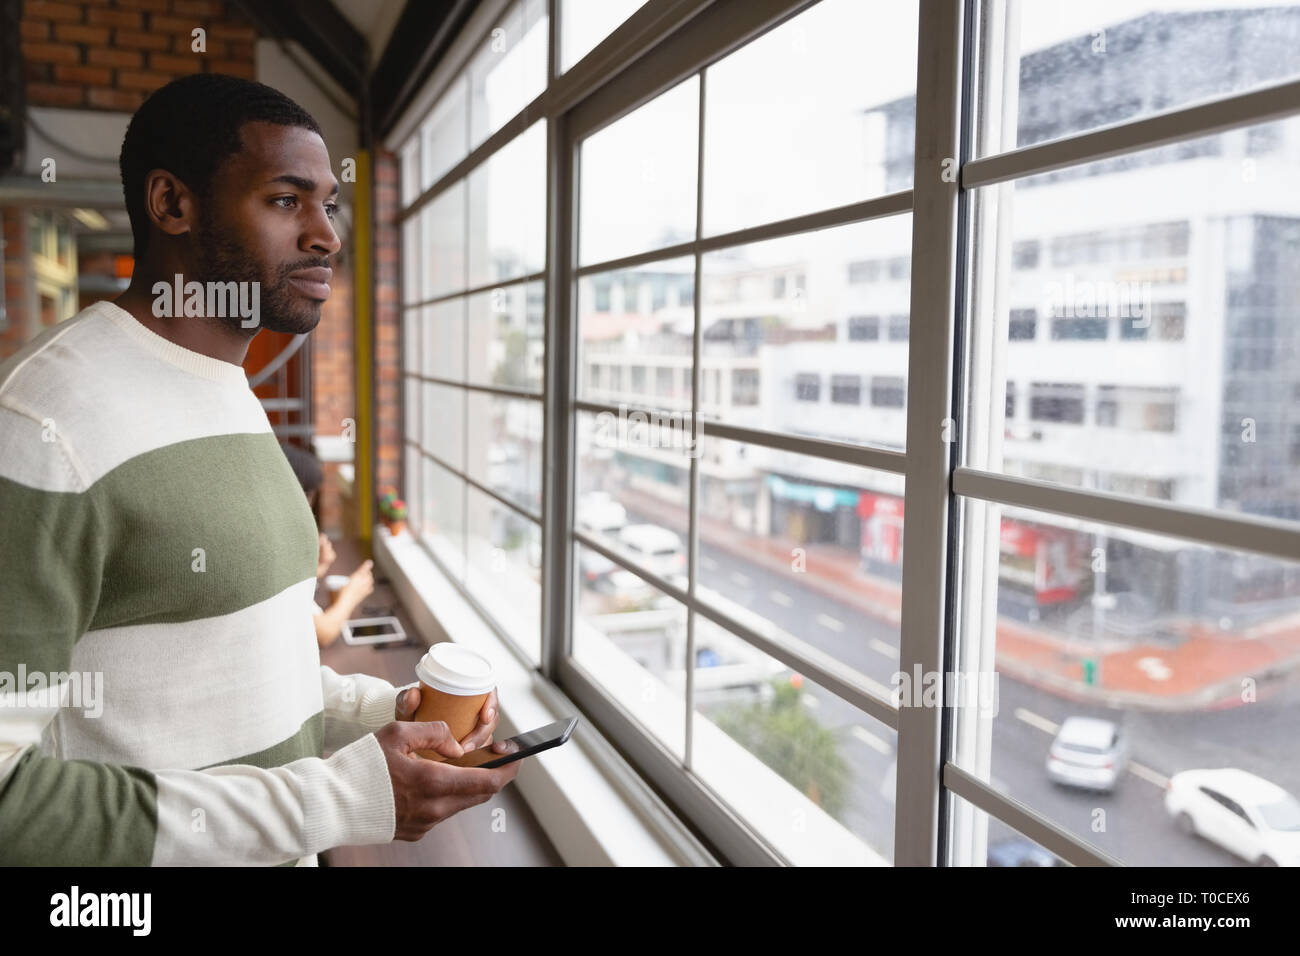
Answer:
[{"xmin": 193, "ymin": 206, "xmax": 324, "ymax": 336}]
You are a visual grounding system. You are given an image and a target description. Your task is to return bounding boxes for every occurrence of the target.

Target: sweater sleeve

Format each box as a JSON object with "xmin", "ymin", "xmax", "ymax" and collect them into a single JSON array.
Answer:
[
  {"xmin": 0, "ymin": 405, "xmax": 396, "ymax": 865},
  {"xmin": 320, "ymin": 665, "xmax": 400, "ymax": 752}
]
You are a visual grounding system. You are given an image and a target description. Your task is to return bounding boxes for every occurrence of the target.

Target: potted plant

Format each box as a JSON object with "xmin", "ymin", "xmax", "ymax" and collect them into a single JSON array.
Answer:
[{"xmin": 378, "ymin": 487, "xmax": 407, "ymax": 536}]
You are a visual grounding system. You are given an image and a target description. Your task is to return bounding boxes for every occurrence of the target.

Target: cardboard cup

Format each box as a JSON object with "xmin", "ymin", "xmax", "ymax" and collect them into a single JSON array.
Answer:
[
  {"xmin": 411, "ymin": 643, "xmax": 495, "ymax": 761},
  {"xmin": 324, "ymin": 574, "xmax": 350, "ymax": 603}
]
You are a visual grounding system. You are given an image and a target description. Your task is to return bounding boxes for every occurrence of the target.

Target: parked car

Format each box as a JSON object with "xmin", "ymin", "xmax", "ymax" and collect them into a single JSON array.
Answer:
[
  {"xmin": 987, "ymin": 838, "xmax": 1065, "ymax": 867},
  {"xmin": 577, "ymin": 491, "xmax": 627, "ymax": 536},
  {"xmin": 1045, "ymin": 716, "xmax": 1128, "ymax": 793},
  {"xmin": 1164, "ymin": 768, "xmax": 1300, "ymax": 866},
  {"xmin": 617, "ymin": 523, "xmax": 686, "ymax": 586}
]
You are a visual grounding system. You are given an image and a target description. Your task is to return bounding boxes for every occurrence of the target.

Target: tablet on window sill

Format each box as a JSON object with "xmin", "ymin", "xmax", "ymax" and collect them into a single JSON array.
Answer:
[{"xmin": 340, "ymin": 616, "xmax": 407, "ymax": 646}]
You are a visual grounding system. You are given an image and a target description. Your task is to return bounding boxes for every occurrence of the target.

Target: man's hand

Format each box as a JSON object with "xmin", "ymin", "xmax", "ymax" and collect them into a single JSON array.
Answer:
[
  {"xmin": 316, "ymin": 533, "xmax": 336, "ymax": 580},
  {"xmin": 374, "ymin": 720, "xmax": 521, "ymax": 842},
  {"xmin": 396, "ymin": 685, "xmax": 500, "ymax": 753}
]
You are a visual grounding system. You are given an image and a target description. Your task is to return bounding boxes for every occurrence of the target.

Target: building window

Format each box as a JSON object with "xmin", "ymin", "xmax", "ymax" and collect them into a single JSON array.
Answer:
[
  {"xmin": 1029, "ymin": 382, "xmax": 1086, "ymax": 424},
  {"xmin": 830, "ymin": 374, "xmax": 862, "ymax": 405},
  {"xmin": 887, "ymin": 314, "xmax": 910, "ymax": 341},
  {"xmin": 871, "ymin": 376, "xmax": 906, "ymax": 408},
  {"xmin": 731, "ymin": 368, "xmax": 759, "ymax": 406},
  {"xmin": 848, "ymin": 315, "xmax": 880, "ymax": 341},
  {"xmin": 794, "ymin": 373, "xmax": 821, "ymax": 402},
  {"xmin": 1008, "ymin": 308, "xmax": 1037, "ymax": 340}
]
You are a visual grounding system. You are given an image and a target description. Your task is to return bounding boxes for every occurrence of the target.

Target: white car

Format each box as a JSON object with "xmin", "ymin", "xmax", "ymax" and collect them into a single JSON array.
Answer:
[
  {"xmin": 618, "ymin": 523, "xmax": 686, "ymax": 581},
  {"xmin": 1164, "ymin": 768, "xmax": 1300, "ymax": 866},
  {"xmin": 1045, "ymin": 716, "xmax": 1128, "ymax": 793},
  {"xmin": 577, "ymin": 491, "xmax": 627, "ymax": 536}
]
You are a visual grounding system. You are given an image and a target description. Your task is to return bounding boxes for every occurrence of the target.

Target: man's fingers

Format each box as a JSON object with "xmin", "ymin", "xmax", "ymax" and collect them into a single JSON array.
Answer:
[{"xmin": 403, "ymin": 720, "xmax": 464, "ymax": 758}]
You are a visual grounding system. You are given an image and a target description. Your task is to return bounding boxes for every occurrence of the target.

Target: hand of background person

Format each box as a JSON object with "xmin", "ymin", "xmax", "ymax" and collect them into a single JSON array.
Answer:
[
  {"xmin": 396, "ymin": 685, "xmax": 501, "ymax": 753},
  {"xmin": 316, "ymin": 533, "xmax": 336, "ymax": 580},
  {"xmin": 338, "ymin": 559, "xmax": 374, "ymax": 606}
]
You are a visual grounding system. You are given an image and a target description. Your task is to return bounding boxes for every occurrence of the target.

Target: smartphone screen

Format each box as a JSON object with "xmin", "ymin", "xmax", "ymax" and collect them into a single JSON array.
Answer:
[{"xmin": 441, "ymin": 717, "xmax": 578, "ymax": 769}]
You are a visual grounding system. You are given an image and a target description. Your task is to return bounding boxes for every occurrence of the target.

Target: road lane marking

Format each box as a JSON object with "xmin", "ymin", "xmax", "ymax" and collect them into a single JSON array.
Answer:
[
  {"xmin": 816, "ymin": 613, "xmax": 845, "ymax": 632},
  {"xmin": 1014, "ymin": 707, "xmax": 1060, "ymax": 736},
  {"xmin": 870, "ymin": 638, "xmax": 899, "ymax": 660},
  {"xmin": 770, "ymin": 590, "xmax": 793, "ymax": 607},
  {"xmin": 731, "ymin": 571, "xmax": 752, "ymax": 587},
  {"xmin": 1126, "ymin": 761, "xmax": 1169, "ymax": 789},
  {"xmin": 701, "ymin": 555, "xmax": 717, "ymax": 571},
  {"xmin": 801, "ymin": 693, "xmax": 820, "ymax": 709},
  {"xmin": 851, "ymin": 725, "xmax": 893, "ymax": 754}
]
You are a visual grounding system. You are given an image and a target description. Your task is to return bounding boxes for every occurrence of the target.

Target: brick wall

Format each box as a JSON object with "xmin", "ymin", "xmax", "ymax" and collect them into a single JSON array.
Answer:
[
  {"xmin": 20, "ymin": 0, "xmax": 256, "ymax": 111},
  {"xmin": 373, "ymin": 147, "xmax": 401, "ymax": 501}
]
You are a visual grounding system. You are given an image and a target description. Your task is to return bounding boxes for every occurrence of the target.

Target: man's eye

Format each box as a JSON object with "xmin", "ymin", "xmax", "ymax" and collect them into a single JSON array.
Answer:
[
  {"xmin": 325, "ymin": 204, "xmax": 338, "ymax": 220},
  {"xmin": 273, "ymin": 196, "xmax": 297, "ymax": 208}
]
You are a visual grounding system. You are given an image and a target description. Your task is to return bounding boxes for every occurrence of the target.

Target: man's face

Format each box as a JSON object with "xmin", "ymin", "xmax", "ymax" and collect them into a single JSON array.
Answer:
[{"xmin": 192, "ymin": 121, "xmax": 342, "ymax": 335}]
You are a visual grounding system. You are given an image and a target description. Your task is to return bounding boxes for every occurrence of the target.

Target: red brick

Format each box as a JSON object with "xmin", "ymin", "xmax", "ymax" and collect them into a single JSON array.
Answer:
[
  {"xmin": 114, "ymin": 28, "xmax": 170, "ymax": 51},
  {"xmin": 87, "ymin": 47, "xmax": 144, "ymax": 68},
  {"xmin": 224, "ymin": 39, "xmax": 254, "ymax": 59},
  {"xmin": 149, "ymin": 14, "xmax": 203, "ymax": 35},
  {"xmin": 149, "ymin": 51, "xmax": 201, "ymax": 72},
  {"xmin": 87, "ymin": 87, "xmax": 145, "ymax": 110},
  {"xmin": 117, "ymin": 69, "xmax": 176, "ymax": 91},
  {"xmin": 24, "ymin": 60, "xmax": 52, "ymax": 83},
  {"xmin": 54, "ymin": 63, "xmax": 113, "ymax": 85},
  {"xmin": 172, "ymin": 0, "xmax": 220, "ymax": 16},
  {"xmin": 21, "ymin": 41, "xmax": 81, "ymax": 64},
  {"xmin": 207, "ymin": 59, "xmax": 255, "ymax": 78},
  {"xmin": 52, "ymin": 22, "xmax": 111, "ymax": 44},
  {"xmin": 85, "ymin": 7, "xmax": 143, "ymax": 29},
  {"xmin": 25, "ymin": 1, "xmax": 83, "ymax": 23},
  {"xmin": 208, "ymin": 23, "xmax": 257, "ymax": 42},
  {"xmin": 26, "ymin": 82, "xmax": 86, "ymax": 107},
  {"xmin": 123, "ymin": 0, "xmax": 171, "ymax": 10},
  {"xmin": 20, "ymin": 20, "xmax": 51, "ymax": 41}
]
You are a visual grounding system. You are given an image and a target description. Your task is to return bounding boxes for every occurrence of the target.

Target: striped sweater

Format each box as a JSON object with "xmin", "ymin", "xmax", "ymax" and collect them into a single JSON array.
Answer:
[{"xmin": 0, "ymin": 300, "xmax": 398, "ymax": 866}]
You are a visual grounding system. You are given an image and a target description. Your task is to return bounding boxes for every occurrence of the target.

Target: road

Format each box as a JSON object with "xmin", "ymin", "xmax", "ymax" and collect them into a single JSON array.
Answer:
[{"xmin": 609, "ymin": 508, "xmax": 1300, "ymax": 865}]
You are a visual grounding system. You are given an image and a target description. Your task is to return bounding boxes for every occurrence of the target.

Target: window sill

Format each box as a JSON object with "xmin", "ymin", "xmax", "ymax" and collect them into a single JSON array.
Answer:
[{"xmin": 373, "ymin": 527, "xmax": 717, "ymax": 867}]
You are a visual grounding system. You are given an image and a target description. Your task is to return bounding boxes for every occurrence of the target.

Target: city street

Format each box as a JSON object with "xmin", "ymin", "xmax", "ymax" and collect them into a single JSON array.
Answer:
[{"xmin": 616, "ymin": 505, "xmax": 1300, "ymax": 865}]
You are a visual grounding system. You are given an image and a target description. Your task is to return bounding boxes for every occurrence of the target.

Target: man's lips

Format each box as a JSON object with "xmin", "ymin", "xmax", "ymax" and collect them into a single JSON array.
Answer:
[{"xmin": 287, "ymin": 267, "xmax": 332, "ymax": 301}]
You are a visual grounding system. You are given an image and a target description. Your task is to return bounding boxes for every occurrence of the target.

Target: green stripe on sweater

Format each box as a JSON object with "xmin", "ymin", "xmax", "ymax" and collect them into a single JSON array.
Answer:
[{"xmin": 0, "ymin": 431, "xmax": 318, "ymax": 673}]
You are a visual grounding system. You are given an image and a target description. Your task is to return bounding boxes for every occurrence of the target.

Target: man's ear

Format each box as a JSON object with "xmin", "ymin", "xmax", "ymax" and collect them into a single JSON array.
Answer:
[{"xmin": 142, "ymin": 168, "xmax": 197, "ymax": 240}]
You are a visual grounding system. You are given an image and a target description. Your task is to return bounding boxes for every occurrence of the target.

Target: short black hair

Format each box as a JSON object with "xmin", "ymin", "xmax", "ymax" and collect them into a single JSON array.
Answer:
[
  {"xmin": 281, "ymin": 441, "xmax": 324, "ymax": 496},
  {"xmin": 119, "ymin": 73, "xmax": 323, "ymax": 259}
]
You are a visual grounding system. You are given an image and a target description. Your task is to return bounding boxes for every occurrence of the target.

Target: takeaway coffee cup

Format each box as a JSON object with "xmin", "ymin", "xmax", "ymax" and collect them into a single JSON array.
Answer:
[
  {"xmin": 412, "ymin": 643, "xmax": 495, "ymax": 760},
  {"xmin": 324, "ymin": 574, "xmax": 350, "ymax": 604}
]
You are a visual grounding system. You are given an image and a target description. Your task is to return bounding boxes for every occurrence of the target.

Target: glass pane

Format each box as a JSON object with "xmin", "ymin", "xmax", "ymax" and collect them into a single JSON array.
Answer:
[
  {"xmin": 981, "ymin": 2, "xmax": 1300, "ymax": 156},
  {"xmin": 421, "ymin": 455, "xmax": 465, "ymax": 583},
  {"xmin": 468, "ymin": 0, "xmax": 548, "ymax": 151},
  {"xmin": 404, "ymin": 441, "xmax": 422, "ymax": 532},
  {"xmin": 696, "ymin": 436, "xmax": 905, "ymax": 665},
  {"xmin": 967, "ymin": 116, "xmax": 1300, "ymax": 525},
  {"xmin": 424, "ymin": 300, "xmax": 466, "ymax": 383},
  {"xmin": 468, "ymin": 120, "xmax": 547, "ymax": 287},
  {"xmin": 423, "ymin": 381, "xmax": 465, "ymax": 473},
  {"xmin": 579, "ymin": 76, "xmax": 698, "ymax": 266},
  {"xmin": 576, "ymin": 257, "xmax": 695, "ymax": 407},
  {"xmin": 701, "ymin": 216, "xmax": 912, "ymax": 449},
  {"xmin": 466, "ymin": 487, "xmax": 541, "ymax": 664},
  {"xmin": 575, "ymin": 410, "xmax": 691, "ymax": 583},
  {"xmin": 422, "ymin": 76, "xmax": 469, "ymax": 190},
  {"xmin": 467, "ymin": 282, "xmax": 544, "ymax": 391},
  {"xmin": 952, "ymin": 499, "xmax": 1300, "ymax": 865},
  {"xmin": 402, "ymin": 308, "xmax": 420, "ymax": 375},
  {"xmin": 466, "ymin": 393, "xmax": 543, "ymax": 515},
  {"xmin": 421, "ymin": 181, "xmax": 467, "ymax": 301},
  {"xmin": 692, "ymin": 615, "xmax": 894, "ymax": 864},
  {"xmin": 560, "ymin": 0, "xmax": 647, "ymax": 72},
  {"xmin": 400, "ymin": 136, "xmax": 421, "ymax": 207},
  {"xmin": 949, "ymin": 795, "xmax": 1069, "ymax": 867},
  {"xmin": 573, "ymin": 541, "xmax": 688, "ymax": 760},
  {"xmin": 402, "ymin": 217, "xmax": 420, "ymax": 305},
  {"xmin": 703, "ymin": 0, "xmax": 918, "ymax": 234}
]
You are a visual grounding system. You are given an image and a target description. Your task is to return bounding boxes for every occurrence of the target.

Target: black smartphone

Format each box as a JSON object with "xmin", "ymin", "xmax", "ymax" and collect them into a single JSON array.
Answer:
[{"xmin": 442, "ymin": 716, "xmax": 579, "ymax": 769}]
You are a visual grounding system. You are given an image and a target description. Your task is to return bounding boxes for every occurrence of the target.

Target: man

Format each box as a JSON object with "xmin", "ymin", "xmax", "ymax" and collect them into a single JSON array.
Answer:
[{"xmin": 0, "ymin": 73, "xmax": 519, "ymax": 866}]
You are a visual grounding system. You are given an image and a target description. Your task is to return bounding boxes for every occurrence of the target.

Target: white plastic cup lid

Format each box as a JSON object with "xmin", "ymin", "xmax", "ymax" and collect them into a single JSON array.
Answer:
[
  {"xmin": 325, "ymin": 575, "xmax": 349, "ymax": 589},
  {"xmin": 415, "ymin": 643, "xmax": 495, "ymax": 696}
]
